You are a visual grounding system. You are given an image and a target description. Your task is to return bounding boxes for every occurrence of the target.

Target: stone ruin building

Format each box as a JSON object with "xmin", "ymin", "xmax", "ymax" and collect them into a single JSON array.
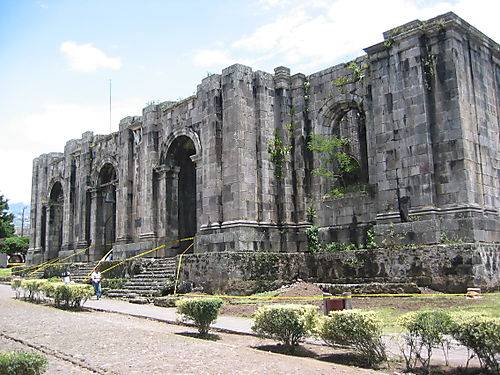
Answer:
[{"xmin": 27, "ymin": 13, "xmax": 499, "ymax": 291}]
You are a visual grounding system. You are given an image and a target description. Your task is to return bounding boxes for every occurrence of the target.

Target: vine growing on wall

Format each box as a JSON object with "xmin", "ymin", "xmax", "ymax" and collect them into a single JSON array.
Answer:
[
  {"xmin": 268, "ymin": 133, "xmax": 291, "ymax": 180},
  {"xmin": 307, "ymin": 134, "xmax": 361, "ymax": 198}
]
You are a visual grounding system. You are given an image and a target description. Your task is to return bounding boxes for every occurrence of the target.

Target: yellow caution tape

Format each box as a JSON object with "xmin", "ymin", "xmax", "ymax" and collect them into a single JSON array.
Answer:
[
  {"xmin": 99, "ymin": 237, "xmax": 194, "ymax": 276},
  {"xmin": 174, "ymin": 292, "xmax": 469, "ymax": 300},
  {"xmin": 27, "ymin": 247, "xmax": 89, "ymax": 277},
  {"xmin": 173, "ymin": 242, "xmax": 194, "ymax": 295}
]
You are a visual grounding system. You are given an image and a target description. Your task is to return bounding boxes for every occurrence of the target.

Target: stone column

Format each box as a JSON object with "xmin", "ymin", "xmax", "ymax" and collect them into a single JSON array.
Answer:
[
  {"xmin": 165, "ymin": 166, "xmax": 180, "ymax": 240},
  {"xmin": 43, "ymin": 205, "xmax": 51, "ymax": 261},
  {"xmin": 116, "ymin": 128, "xmax": 133, "ymax": 244},
  {"xmin": 88, "ymin": 188, "xmax": 99, "ymax": 261},
  {"xmin": 191, "ymin": 154, "xmax": 202, "ymax": 233},
  {"xmin": 155, "ymin": 166, "xmax": 168, "ymax": 239}
]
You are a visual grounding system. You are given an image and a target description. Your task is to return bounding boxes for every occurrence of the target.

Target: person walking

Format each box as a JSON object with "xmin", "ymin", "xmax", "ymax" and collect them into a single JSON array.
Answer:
[
  {"xmin": 90, "ymin": 269, "xmax": 102, "ymax": 300},
  {"xmin": 62, "ymin": 269, "xmax": 71, "ymax": 284}
]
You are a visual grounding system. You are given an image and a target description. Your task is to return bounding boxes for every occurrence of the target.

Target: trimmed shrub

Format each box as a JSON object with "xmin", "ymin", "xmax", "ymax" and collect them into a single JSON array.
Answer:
[
  {"xmin": 318, "ymin": 310, "xmax": 386, "ymax": 366},
  {"xmin": 451, "ymin": 315, "xmax": 500, "ymax": 373},
  {"xmin": 397, "ymin": 310, "xmax": 453, "ymax": 372},
  {"xmin": 252, "ymin": 304, "xmax": 319, "ymax": 347},
  {"xmin": 176, "ymin": 297, "xmax": 223, "ymax": 334},
  {"xmin": 39, "ymin": 281, "xmax": 57, "ymax": 299},
  {"xmin": 20, "ymin": 279, "xmax": 46, "ymax": 302},
  {"xmin": 0, "ymin": 351, "xmax": 48, "ymax": 375},
  {"xmin": 10, "ymin": 278, "xmax": 22, "ymax": 299},
  {"xmin": 54, "ymin": 283, "xmax": 92, "ymax": 308}
]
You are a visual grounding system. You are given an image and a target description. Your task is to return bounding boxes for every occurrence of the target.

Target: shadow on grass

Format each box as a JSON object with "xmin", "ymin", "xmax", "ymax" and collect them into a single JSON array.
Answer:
[{"xmin": 175, "ymin": 332, "xmax": 221, "ymax": 341}]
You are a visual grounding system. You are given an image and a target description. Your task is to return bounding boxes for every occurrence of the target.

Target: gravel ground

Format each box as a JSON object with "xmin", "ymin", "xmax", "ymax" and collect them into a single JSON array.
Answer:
[{"xmin": 0, "ymin": 286, "xmax": 382, "ymax": 375}]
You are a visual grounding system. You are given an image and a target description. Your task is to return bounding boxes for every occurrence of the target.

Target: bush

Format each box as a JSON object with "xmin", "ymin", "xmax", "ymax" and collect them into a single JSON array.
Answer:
[
  {"xmin": 252, "ymin": 304, "xmax": 318, "ymax": 348},
  {"xmin": 451, "ymin": 315, "xmax": 500, "ymax": 373},
  {"xmin": 54, "ymin": 283, "xmax": 92, "ymax": 308},
  {"xmin": 176, "ymin": 298, "xmax": 223, "ymax": 334},
  {"xmin": 0, "ymin": 351, "xmax": 48, "ymax": 375},
  {"xmin": 20, "ymin": 279, "xmax": 46, "ymax": 302},
  {"xmin": 10, "ymin": 278, "xmax": 22, "ymax": 299},
  {"xmin": 398, "ymin": 310, "xmax": 453, "ymax": 372},
  {"xmin": 39, "ymin": 281, "xmax": 57, "ymax": 299},
  {"xmin": 318, "ymin": 310, "xmax": 386, "ymax": 366}
]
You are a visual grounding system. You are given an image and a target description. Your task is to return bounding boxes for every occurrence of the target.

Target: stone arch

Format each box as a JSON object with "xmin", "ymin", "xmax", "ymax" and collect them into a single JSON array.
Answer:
[
  {"xmin": 159, "ymin": 129, "xmax": 201, "ymax": 165},
  {"xmin": 155, "ymin": 134, "xmax": 198, "ymax": 252},
  {"xmin": 46, "ymin": 181, "xmax": 64, "ymax": 259},
  {"xmin": 323, "ymin": 100, "xmax": 369, "ymax": 184},
  {"xmin": 94, "ymin": 162, "xmax": 118, "ymax": 257},
  {"xmin": 91, "ymin": 156, "xmax": 119, "ymax": 187}
]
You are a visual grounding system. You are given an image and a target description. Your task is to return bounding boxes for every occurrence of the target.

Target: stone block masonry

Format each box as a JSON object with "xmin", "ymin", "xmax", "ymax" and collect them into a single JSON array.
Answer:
[{"xmin": 27, "ymin": 12, "xmax": 499, "ymax": 265}]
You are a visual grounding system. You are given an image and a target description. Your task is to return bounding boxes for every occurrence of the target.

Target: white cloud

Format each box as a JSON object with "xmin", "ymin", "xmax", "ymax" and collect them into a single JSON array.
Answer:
[
  {"xmin": 0, "ymin": 98, "xmax": 145, "ymax": 203},
  {"xmin": 192, "ymin": 49, "xmax": 236, "ymax": 68},
  {"xmin": 60, "ymin": 41, "xmax": 122, "ymax": 72},
  {"xmin": 200, "ymin": 0, "xmax": 500, "ymax": 73}
]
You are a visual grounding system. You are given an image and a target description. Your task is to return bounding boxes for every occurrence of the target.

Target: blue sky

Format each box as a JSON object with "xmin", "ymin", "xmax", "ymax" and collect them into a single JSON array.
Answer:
[{"xmin": 1, "ymin": 0, "xmax": 499, "ymax": 205}]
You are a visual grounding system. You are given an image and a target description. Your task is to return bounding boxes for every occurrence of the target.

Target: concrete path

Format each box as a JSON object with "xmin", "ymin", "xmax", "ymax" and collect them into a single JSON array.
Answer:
[{"xmin": 84, "ymin": 297, "xmax": 254, "ymax": 334}]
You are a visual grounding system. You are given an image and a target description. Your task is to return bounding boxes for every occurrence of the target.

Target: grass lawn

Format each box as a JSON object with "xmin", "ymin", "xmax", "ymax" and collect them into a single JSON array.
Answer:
[
  {"xmin": 353, "ymin": 293, "xmax": 500, "ymax": 332},
  {"xmin": 0, "ymin": 268, "xmax": 12, "ymax": 277}
]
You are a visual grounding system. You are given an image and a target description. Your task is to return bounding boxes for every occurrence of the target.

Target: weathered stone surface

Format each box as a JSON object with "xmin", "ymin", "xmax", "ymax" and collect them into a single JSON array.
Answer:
[
  {"xmin": 179, "ymin": 243, "xmax": 500, "ymax": 293},
  {"xmin": 27, "ymin": 12, "xmax": 499, "ymax": 266}
]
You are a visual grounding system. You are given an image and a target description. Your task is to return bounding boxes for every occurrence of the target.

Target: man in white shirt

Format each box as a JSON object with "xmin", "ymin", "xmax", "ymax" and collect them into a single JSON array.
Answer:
[{"xmin": 90, "ymin": 270, "xmax": 102, "ymax": 300}]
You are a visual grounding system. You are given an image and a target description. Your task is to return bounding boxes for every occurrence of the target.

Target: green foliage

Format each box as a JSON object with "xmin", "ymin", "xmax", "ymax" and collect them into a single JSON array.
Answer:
[
  {"xmin": 268, "ymin": 134, "xmax": 291, "ymax": 180},
  {"xmin": 20, "ymin": 279, "xmax": 46, "ymax": 302},
  {"xmin": 333, "ymin": 61, "xmax": 368, "ymax": 89},
  {"xmin": 308, "ymin": 134, "xmax": 361, "ymax": 198},
  {"xmin": 176, "ymin": 298, "xmax": 224, "ymax": 334},
  {"xmin": 0, "ymin": 195, "xmax": 15, "ymax": 238},
  {"xmin": 305, "ymin": 206, "xmax": 317, "ymax": 224},
  {"xmin": 0, "ymin": 236, "xmax": 29, "ymax": 255},
  {"xmin": 16, "ymin": 279, "xmax": 92, "ymax": 308},
  {"xmin": 324, "ymin": 242, "xmax": 357, "ymax": 252},
  {"xmin": 318, "ymin": 310, "xmax": 386, "ymax": 365},
  {"xmin": 397, "ymin": 310, "xmax": 454, "ymax": 372},
  {"xmin": 451, "ymin": 315, "xmax": 500, "ymax": 373},
  {"xmin": 306, "ymin": 225, "xmax": 320, "ymax": 253},
  {"xmin": 0, "ymin": 351, "xmax": 48, "ymax": 375},
  {"xmin": 53, "ymin": 283, "xmax": 93, "ymax": 308},
  {"xmin": 252, "ymin": 304, "xmax": 319, "ymax": 347},
  {"xmin": 10, "ymin": 278, "xmax": 22, "ymax": 299},
  {"xmin": 365, "ymin": 227, "xmax": 377, "ymax": 249}
]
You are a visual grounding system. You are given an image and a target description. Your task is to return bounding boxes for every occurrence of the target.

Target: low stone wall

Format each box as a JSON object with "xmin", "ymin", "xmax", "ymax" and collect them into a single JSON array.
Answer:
[{"xmin": 179, "ymin": 243, "xmax": 499, "ymax": 294}]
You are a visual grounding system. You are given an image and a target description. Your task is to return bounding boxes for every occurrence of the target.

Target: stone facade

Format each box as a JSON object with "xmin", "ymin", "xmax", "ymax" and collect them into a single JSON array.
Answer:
[
  {"xmin": 180, "ymin": 243, "xmax": 500, "ymax": 293},
  {"xmin": 27, "ymin": 12, "xmax": 499, "ymax": 264}
]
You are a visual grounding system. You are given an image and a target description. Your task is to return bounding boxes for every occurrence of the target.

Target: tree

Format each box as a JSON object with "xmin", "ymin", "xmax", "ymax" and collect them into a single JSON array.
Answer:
[
  {"xmin": 0, "ymin": 195, "xmax": 15, "ymax": 238},
  {"xmin": 0, "ymin": 236, "xmax": 29, "ymax": 256}
]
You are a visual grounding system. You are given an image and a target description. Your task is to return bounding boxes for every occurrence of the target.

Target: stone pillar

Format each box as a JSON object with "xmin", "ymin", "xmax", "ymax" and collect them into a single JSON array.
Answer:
[
  {"xmin": 43, "ymin": 205, "xmax": 51, "ymax": 261},
  {"xmin": 116, "ymin": 128, "xmax": 133, "ymax": 244},
  {"xmin": 88, "ymin": 189, "xmax": 99, "ymax": 261},
  {"xmin": 166, "ymin": 166, "xmax": 180, "ymax": 240},
  {"xmin": 220, "ymin": 64, "xmax": 258, "ymax": 224}
]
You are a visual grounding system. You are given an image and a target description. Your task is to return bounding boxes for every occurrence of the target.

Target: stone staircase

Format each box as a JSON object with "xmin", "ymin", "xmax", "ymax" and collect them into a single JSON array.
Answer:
[
  {"xmin": 28, "ymin": 262, "xmax": 96, "ymax": 282},
  {"xmin": 106, "ymin": 258, "xmax": 177, "ymax": 299}
]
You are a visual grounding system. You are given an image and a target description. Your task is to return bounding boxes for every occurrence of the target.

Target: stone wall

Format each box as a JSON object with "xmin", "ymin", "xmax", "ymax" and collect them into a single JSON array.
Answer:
[
  {"xmin": 179, "ymin": 243, "xmax": 500, "ymax": 293},
  {"xmin": 27, "ymin": 12, "xmax": 499, "ymax": 265}
]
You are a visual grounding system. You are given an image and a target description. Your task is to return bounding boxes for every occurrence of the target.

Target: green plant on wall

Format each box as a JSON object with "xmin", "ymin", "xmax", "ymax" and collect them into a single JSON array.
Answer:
[
  {"xmin": 333, "ymin": 61, "xmax": 368, "ymax": 92},
  {"xmin": 307, "ymin": 134, "xmax": 361, "ymax": 198},
  {"xmin": 306, "ymin": 225, "xmax": 320, "ymax": 253},
  {"xmin": 268, "ymin": 133, "xmax": 291, "ymax": 180}
]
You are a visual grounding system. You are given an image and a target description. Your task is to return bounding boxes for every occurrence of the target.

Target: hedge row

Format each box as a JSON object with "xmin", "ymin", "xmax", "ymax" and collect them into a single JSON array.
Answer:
[{"xmin": 11, "ymin": 279, "xmax": 93, "ymax": 308}]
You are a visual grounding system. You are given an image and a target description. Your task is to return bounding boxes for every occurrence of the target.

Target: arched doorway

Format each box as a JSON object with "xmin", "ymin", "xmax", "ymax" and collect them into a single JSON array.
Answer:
[
  {"xmin": 330, "ymin": 102, "xmax": 369, "ymax": 185},
  {"xmin": 96, "ymin": 163, "xmax": 117, "ymax": 257},
  {"xmin": 160, "ymin": 136, "xmax": 197, "ymax": 252},
  {"xmin": 47, "ymin": 182, "xmax": 63, "ymax": 260}
]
